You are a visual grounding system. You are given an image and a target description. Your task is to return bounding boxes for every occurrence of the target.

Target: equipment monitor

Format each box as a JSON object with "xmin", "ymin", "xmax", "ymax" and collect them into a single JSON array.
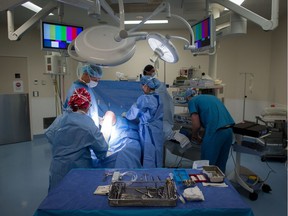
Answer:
[
  {"xmin": 191, "ymin": 14, "xmax": 216, "ymax": 53},
  {"xmin": 41, "ymin": 21, "xmax": 83, "ymax": 51}
]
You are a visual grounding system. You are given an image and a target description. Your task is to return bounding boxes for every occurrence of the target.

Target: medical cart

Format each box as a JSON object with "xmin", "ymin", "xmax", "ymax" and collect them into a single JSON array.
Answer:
[{"xmin": 231, "ymin": 121, "xmax": 272, "ymax": 201}]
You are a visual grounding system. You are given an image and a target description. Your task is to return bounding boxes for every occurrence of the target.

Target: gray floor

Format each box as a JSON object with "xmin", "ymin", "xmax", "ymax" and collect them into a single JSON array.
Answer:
[{"xmin": 0, "ymin": 135, "xmax": 287, "ymax": 216}]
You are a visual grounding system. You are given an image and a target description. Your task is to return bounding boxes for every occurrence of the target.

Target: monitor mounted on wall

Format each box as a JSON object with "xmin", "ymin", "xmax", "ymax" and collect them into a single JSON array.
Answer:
[
  {"xmin": 41, "ymin": 21, "xmax": 83, "ymax": 51},
  {"xmin": 191, "ymin": 14, "xmax": 216, "ymax": 53}
]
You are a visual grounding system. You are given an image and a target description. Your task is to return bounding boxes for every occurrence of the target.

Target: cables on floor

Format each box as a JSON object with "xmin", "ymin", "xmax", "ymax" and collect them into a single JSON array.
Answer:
[{"xmin": 230, "ymin": 144, "xmax": 276, "ymax": 185}]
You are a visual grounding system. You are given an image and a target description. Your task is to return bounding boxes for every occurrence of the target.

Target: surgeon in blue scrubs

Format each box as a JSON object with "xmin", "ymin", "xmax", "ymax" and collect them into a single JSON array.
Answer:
[
  {"xmin": 46, "ymin": 88, "xmax": 109, "ymax": 191},
  {"xmin": 123, "ymin": 76, "xmax": 164, "ymax": 168},
  {"xmin": 142, "ymin": 64, "xmax": 174, "ymax": 141},
  {"xmin": 63, "ymin": 63, "xmax": 110, "ymax": 161},
  {"xmin": 185, "ymin": 89, "xmax": 235, "ymax": 173},
  {"xmin": 63, "ymin": 63, "xmax": 102, "ymax": 127}
]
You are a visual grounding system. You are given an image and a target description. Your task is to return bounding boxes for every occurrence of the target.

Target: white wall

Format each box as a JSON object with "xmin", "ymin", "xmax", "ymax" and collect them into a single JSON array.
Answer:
[
  {"xmin": 269, "ymin": 15, "xmax": 287, "ymax": 104},
  {"xmin": 0, "ymin": 11, "xmax": 286, "ymax": 135}
]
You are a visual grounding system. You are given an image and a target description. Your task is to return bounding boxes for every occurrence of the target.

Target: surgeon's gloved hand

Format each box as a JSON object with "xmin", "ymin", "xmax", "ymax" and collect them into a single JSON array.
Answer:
[{"xmin": 121, "ymin": 112, "xmax": 126, "ymax": 118}]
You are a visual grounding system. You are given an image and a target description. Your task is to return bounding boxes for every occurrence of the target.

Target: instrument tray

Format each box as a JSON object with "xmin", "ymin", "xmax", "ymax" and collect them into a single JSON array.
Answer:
[
  {"xmin": 108, "ymin": 180, "xmax": 177, "ymax": 207},
  {"xmin": 202, "ymin": 166, "xmax": 225, "ymax": 183}
]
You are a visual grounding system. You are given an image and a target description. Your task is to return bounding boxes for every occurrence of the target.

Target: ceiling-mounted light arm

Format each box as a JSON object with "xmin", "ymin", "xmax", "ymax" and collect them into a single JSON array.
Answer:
[
  {"xmin": 170, "ymin": 14, "xmax": 194, "ymax": 44},
  {"xmin": 57, "ymin": 3, "xmax": 64, "ymax": 23},
  {"xmin": 166, "ymin": 35, "xmax": 193, "ymax": 50},
  {"xmin": 114, "ymin": 0, "xmax": 139, "ymax": 42},
  {"xmin": 115, "ymin": 1, "xmax": 170, "ymax": 42},
  {"xmin": 118, "ymin": 0, "xmax": 125, "ymax": 30},
  {"xmin": 56, "ymin": 0, "xmax": 120, "ymax": 24},
  {"xmin": 115, "ymin": 29, "xmax": 148, "ymax": 42},
  {"xmin": 99, "ymin": 0, "xmax": 120, "ymax": 24},
  {"xmin": 116, "ymin": 30, "xmax": 148, "ymax": 40},
  {"xmin": 209, "ymin": 0, "xmax": 279, "ymax": 30},
  {"xmin": 88, "ymin": 0, "xmax": 101, "ymax": 18},
  {"xmin": 169, "ymin": 14, "xmax": 195, "ymax": 50},
  {"xmin": 128, "ymin": 2, "xmax": 170, "ymax": 33},
  {"xmin": 7, "ymin": 1, "xmax": 59, "ymax": 41},
  {"xmin": 150, "ymin": 52, "xmax": 160, "ymax": 71}
]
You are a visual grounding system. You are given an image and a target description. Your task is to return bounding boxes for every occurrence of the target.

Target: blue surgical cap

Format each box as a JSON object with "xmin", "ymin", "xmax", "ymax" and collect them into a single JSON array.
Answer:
[
  {"xmin": 184, "ymin": 88, "xmax": 197, "ymax": 98},
  {"xmin": 81, "ymin": 64, "xmax": 103, "ymax": 78},
  {"xmin": 140, "ymin": 76, "xmax": 161, "ymax": 89}
]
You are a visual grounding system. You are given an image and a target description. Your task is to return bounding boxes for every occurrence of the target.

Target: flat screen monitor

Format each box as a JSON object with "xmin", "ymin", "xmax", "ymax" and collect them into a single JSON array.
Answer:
[
  {"xmin": 41, "ymin": 21, "xmax": 83, "ymax": 51},
  {"xmin": 191, "ymin": 14, "xmax": 215, "ymax": 53}
]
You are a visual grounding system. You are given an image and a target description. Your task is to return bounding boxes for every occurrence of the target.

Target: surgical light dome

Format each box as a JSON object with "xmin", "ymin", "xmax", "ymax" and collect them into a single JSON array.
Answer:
[
  {"xmin": 68, "ymin": 25, "xmax": 136, "ymax": 67},
  {"xmin": 147, "ymin": 33, "xmax": 179, "ymax": 64}
]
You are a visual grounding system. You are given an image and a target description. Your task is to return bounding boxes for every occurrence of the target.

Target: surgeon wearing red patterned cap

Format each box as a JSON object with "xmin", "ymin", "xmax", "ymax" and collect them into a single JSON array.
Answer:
[
  {"xmin": 68, "ymin": 87, "xmax": 91, "ymax": 113},
  {"xmin": 45, "ymin": 87, "xmax": 109, "ymax": 192}
]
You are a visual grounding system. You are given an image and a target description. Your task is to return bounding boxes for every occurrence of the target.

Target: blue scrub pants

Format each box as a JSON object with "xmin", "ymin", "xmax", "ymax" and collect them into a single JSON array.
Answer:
[{"xmin": 201, "ymin": 128, "xmax": 233, "ymax": 173}]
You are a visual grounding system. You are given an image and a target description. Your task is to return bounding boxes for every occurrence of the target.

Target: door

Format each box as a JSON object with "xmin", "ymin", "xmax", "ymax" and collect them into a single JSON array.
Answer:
[{"xmin": 0, "ymin": 56, "xmax": 31, "ymax": 144}]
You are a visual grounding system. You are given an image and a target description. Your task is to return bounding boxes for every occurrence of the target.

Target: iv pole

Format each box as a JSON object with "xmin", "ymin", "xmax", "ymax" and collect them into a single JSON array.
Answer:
[{"xmin": 240, "ymin": 72, "xmax": 254, "ymax": 121}]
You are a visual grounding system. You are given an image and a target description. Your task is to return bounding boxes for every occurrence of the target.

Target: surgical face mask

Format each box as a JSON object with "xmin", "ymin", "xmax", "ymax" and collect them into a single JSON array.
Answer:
[{"xmin": 87, "ymin": 80, "xmax": 98, "ymax": 88}]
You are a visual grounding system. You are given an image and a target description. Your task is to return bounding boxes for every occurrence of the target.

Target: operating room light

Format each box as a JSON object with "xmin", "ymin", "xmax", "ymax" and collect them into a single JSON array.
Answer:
[
  {"xmin": 68, "ymin": 25, "xmax": 136, "ymax": 66},
  {"xmin": 147, "ymin": 33, "xmax": 179, "ymax": 64},
  {"xmin": 22, "ymin": 1, "xmax": 54, "ymax": 15},
  {"xmin": 67, "ymin": 0, "xmax": 188, "ymax": 66},
  {"xmin": 125, "ymin": 20, "xmax": 168, "ymax": 25}
]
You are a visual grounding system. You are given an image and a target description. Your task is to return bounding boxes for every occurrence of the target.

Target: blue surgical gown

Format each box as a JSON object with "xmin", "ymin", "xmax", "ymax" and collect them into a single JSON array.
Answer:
[
  {"xmin": 188, "ymin": 94, "xmax": 235, "ymax": 173},
  {"xmin": 93, "ymin": 116, "xmax": 142, "ymax": 169},
  {"xmin": 125, "ymin": 93, "xmax": 164, "ymax": 168},
  {"xmin": 45, "ymin": 111, "xmax": 108, "ymax": 191},
  {"xmin": 63, "ymin": 80, "xmax": 100, "ymax": 127},
  {"xmin": 156, "ymin": 83, "xmax": 174, "ymax": 140}
]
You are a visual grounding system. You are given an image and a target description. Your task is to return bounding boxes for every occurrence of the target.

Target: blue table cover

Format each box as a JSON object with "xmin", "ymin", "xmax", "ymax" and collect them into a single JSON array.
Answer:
[{"xmin": 34, "ymin": 168, "xmax": 254, "ymax": 216}]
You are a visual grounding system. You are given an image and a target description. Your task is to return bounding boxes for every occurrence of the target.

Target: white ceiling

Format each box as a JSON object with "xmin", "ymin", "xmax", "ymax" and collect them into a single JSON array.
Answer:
[{"xmin": 0, "ymin": 0, "xmax": 287, "ymax": 31}]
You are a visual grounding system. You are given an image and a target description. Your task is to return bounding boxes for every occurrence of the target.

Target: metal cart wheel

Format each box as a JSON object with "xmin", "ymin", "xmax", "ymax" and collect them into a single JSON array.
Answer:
[{"xmin": 249, "ymin": 192, "xmax": 258, "ymax": 201}]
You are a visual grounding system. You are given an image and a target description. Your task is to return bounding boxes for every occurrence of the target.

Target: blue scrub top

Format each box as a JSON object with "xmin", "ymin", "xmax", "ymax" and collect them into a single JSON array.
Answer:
[
  {"xmin": 45, "ymin": 111, "xmax": 108, "ymax": 191},
  {"xmin": 188, "ymin": 94, "xmax": 235, "ymax": 135}
]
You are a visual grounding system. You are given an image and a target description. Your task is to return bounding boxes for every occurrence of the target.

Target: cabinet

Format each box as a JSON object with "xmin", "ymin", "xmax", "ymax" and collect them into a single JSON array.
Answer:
[{"xmin": 0, "ymin": 94, "xmax": 31, "ymax": 145}]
